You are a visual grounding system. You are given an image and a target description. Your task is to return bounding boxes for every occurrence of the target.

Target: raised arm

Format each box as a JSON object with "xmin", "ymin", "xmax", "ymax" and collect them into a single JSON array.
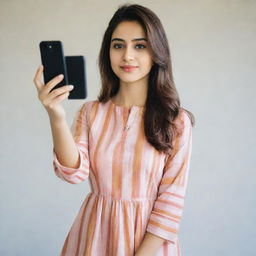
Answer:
[
  {"xmin": 33, "ymin": 64, "xmax": 90, "ymax": 184},
  {"xmin": 52, "ymin": 103, "xmax": 92, "ymax": 184}
]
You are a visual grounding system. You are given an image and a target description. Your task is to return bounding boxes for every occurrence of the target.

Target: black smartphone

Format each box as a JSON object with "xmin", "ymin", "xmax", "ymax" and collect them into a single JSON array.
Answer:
[
  {"xmin": 39, "ymin": 41, "xmax": 68, "ymax": 92},
  {"xmin": 65, "ymin": 56, "xmax": 87, "ymax": 99}
]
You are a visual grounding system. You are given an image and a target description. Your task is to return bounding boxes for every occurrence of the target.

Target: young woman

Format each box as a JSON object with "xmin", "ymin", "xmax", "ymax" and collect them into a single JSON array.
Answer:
[{"xmin": 33, "ymin": 4, "xmax": 195, "ymax": 256}]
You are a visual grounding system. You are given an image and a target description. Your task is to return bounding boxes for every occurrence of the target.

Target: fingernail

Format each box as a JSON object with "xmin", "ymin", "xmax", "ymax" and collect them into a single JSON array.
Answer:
[
  {"xmin": 59, "ymin": 74, "xmax": 64, "ymax": 78},
  {"xmin": 69, "ymin": 85, "xmax": 74, "ymax": 89}
]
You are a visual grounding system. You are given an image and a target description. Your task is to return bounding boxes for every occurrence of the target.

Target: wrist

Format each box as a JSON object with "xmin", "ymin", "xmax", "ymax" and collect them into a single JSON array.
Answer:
[{"xmin": 48, "ymin": 112, "xmax": 66, "ymax": 125}]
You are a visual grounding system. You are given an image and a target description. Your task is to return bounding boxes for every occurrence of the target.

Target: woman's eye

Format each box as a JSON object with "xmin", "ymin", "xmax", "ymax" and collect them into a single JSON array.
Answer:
[
  {"xmin": 113, "ymin": 44, "xmax": 123, "ymax": 49},
  {"xmin": 135, "ymin": 44, "xmax": 146, "ymax": 49},
  {"xmin": 112, "ymin": 44, "xmax": 146, "ymax": 49}
]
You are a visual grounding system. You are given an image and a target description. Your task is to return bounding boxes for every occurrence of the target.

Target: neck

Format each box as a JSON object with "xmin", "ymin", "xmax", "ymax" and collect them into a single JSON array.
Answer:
[{"xmin": 112, "ymin": 78, "xmax": 148, "ymax": 108}]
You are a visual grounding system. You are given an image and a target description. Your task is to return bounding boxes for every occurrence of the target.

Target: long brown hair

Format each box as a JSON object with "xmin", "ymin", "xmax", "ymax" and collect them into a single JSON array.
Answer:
[{"xmin": 97, "ymin": 4, "xmax": 195, "ymax": 155}]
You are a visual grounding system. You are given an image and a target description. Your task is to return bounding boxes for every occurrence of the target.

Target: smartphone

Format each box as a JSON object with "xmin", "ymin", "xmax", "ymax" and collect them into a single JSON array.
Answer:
[
  {"xmin": 65, "ymin": 56, "xmax": 87, "ymax": 99},
  {"xmin": 39, "ymin": 41, "xmax": 68, "ymax": 92}
]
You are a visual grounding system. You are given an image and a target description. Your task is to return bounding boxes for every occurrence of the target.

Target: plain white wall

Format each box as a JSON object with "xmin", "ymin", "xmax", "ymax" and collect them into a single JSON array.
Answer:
[{"xmin": 0, "ymin": 0, "xmax": 255, "ymax": 255}]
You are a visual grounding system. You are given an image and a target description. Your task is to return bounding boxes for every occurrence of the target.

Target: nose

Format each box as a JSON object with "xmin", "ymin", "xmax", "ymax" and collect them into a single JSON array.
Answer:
[{"xmin": 122, "ymin": 45, "xmax": 134, "ymax": 62}]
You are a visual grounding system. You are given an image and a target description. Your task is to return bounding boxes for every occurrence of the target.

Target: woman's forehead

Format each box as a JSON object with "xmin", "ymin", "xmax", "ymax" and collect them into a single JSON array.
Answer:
[{"xmin": 112, "ymin": 21, "xmax": 146, "ymax": 39}]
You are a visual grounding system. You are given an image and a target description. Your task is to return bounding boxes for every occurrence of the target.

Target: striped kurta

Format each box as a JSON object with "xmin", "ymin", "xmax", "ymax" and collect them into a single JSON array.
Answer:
[{"xmin": 53, "ymin": 98, "xmax": 193, "ymax": 256}]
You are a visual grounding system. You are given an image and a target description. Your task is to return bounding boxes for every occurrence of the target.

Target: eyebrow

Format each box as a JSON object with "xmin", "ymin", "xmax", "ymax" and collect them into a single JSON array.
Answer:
[{"xmin": 111, "ymin": 38, "xmax": 147, "ymax": 42}]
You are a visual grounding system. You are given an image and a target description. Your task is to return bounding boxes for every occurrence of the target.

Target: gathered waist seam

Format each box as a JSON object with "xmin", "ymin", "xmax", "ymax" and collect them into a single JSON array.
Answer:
[{"xmin": 90, "ymin": 191, "xmax": 157, "ymax": 202}]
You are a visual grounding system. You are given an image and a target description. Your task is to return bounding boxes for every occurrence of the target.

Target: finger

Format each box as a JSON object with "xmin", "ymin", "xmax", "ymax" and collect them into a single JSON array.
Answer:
[
  {"xmin": 51, "ymin": 91, "xmax": 70, "ymax": 105},
  {"xmin": 47, "ymin": 85, "xmax": 74, "ymax": 101},
  {"xmin": 41, "ymin": 88, "xmax": 68, "ymax": 107},
  {"xmin": 33, "ymin": 65, "xmax": 44, "ymax": 90},
  {"xmin": 45, "ymin": 74, "xmax": 65, "ymax": 94}
]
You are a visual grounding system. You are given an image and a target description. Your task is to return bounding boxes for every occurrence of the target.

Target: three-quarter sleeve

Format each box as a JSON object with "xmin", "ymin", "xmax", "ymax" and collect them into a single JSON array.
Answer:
[
  {"xmin": 146, "ymin": 110, "xmax": 193, "ymax": 244},
  {"xmin": 53, "ymin": 102, "xmax": 92, "ymax": 184}
]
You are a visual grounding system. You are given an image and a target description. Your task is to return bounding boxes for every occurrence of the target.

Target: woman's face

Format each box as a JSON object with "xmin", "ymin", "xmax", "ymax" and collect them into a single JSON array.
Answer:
[{"xmin": 109, "ymin": 21, "xmax": 153, "ymax": 85}]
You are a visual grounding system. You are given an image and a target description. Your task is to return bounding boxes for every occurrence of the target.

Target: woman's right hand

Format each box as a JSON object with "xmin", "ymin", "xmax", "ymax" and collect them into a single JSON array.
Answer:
[{"xmin": 33, "ymin": 65, "xmax": 74, "ymax": 122}]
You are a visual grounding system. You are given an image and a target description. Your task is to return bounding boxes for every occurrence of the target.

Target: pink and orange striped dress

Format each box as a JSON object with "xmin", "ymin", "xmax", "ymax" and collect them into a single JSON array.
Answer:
[{"xmin": 53, "ymin": 98, "xmax": 193, "ymax": 256}]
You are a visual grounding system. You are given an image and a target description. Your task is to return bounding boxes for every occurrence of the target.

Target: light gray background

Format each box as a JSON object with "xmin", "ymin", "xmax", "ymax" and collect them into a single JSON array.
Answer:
[{"xmin": 1, "ymin": 0, "xmax": 255, "ymax": 255}]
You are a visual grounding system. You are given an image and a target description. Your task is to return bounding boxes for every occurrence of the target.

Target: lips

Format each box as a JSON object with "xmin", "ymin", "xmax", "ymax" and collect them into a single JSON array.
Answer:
[{"xmin": 120, "ymin": 65, "xmax": 138, "ymax": 72}]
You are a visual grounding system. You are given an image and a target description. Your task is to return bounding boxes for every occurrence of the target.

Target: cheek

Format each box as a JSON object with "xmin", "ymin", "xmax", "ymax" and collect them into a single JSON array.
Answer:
[
  {"xmin": 141, "ymin": 56, "xmax": 153, "ymax": 70},
  {"xmin": 109, "ymin": 50, "xmax": 114, "ymax": 64},
  {"xmin": 110, "ymin": 50, "xmax": 119, "ymax": 65}
]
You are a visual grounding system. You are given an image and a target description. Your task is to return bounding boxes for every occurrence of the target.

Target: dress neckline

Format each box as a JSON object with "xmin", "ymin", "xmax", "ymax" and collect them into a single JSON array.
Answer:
[{"xmin": 109, "ymin": 98, "xmax": 145, "ymax": 110}]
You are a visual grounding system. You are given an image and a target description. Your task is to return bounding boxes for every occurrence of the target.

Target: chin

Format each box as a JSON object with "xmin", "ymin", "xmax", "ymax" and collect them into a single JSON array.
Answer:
[
  {"xmin": 117, "ymin": 73, "xmax": 148, "ymax": 83},
  {"xmin": 119, "ymin": 77, "xmax": 142, "ymax": 84}
]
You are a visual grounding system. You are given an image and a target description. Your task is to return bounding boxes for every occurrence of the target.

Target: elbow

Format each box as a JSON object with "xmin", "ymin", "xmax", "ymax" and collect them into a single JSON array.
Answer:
[
  {"xmin": 53, "ymin": 149, "xmax": 90, "ymax": 184},
  {"xmin": 53, "ymin": 163, "xmax": 89, "ymax": 184}
]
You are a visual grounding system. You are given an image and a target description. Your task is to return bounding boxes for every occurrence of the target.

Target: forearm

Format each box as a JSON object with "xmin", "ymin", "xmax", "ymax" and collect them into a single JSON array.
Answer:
[
  {"xmin": 135, "ymin": 232, "xmax": 166, "ymax": 256},
  {"xmin": 49, "ymin": 116, "xmax": 79, "ymax": 168}
]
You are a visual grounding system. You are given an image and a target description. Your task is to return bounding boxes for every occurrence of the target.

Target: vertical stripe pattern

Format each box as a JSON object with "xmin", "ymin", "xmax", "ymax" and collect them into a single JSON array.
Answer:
[{"xmin": 52, "ymin": 99, "xmax": 193, "ymax": 256}]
